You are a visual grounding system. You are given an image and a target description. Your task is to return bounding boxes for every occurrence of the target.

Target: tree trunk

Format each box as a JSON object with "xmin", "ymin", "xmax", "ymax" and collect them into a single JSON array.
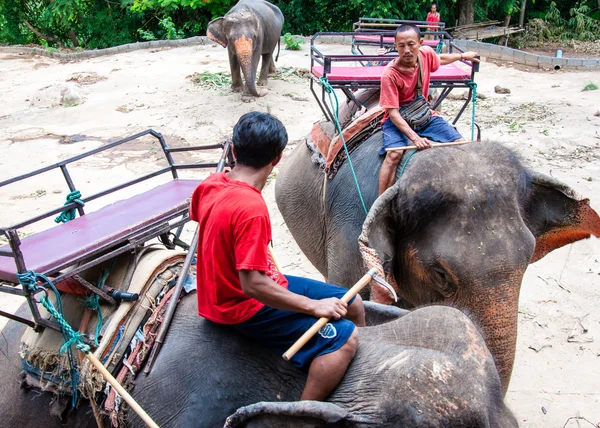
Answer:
[
  {"xmin": 457, "ymin": 0, "xmax": 475, "ymax": 26},
  {"xmin": 519, "ymin": 0, "xmax": 527, "ymax": 28},
  {"xmin": 67, "ymin": 29, "xmax": 79, "ymax": 48}
]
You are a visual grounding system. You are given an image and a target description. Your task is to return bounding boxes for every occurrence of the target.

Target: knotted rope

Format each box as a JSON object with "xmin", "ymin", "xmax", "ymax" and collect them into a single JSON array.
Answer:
[
  {"xmin": 54, "ymin": 190, "xmax": 84, "ymax": 223},
  {"xmin": 319, "ymin": 76, "xmax": 369, "ymax": 215},
  {"xmin": 17, "ymin": 270, "xmax": 87, "ymax": 405},
  {"xmin": 467, "ymin": 81, "xmax": 478, "ymax": 141}
]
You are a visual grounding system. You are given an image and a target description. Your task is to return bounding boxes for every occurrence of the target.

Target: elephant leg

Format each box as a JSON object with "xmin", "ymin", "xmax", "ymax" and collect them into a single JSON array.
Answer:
[
  {"xmin": 268, "ymin": 56, "xmax": 277, "ymax": 76},
  {"xmin": 228, "ymin": 49, "xmax": 243, "ymax": 93},
  {"xmin": 257, "ymin": 53, "xmax": 272, "ymax": 87}
]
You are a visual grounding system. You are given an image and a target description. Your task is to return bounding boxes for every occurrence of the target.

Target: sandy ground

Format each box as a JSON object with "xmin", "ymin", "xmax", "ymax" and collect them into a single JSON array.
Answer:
[{"xmin": 0, "ymin": 41, "xmax": 599, "ymax": 427}]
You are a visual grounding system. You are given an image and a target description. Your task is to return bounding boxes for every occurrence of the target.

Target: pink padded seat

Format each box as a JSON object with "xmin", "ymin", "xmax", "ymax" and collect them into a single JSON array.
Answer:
[
  {"xmin": 312, "ymin": 63, "xmax": 471, "ymax": 82},
  {"xmin": 0, "ymin": 179, "xmax": 201, "ymax": 283},
  {"xmin": 354, "ymin": 35, "xmax": 439, "ymax": 46}
]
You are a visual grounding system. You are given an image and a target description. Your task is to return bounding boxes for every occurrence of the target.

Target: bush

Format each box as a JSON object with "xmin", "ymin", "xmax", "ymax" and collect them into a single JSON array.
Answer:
[{"xmin": 283, "ymin": 33, "xmax": 304, "ymax": 50}]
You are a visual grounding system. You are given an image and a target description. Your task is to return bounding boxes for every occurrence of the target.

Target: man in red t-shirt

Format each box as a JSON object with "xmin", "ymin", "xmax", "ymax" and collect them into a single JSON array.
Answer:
[
  {"xmin": 378, "ymin": 24, "xmax": 479, "ymax": 195},
  {"xmin": 190, "ymin": 112, "xmax": 365, "ymax": 401}
]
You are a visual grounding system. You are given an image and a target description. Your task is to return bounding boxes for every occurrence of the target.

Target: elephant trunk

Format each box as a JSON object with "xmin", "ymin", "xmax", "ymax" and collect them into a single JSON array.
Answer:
[
  {"xmin": 465, "ymin": 274, "xmax": 522, "ymax": 395},
  {"xmin": 234, "ymin": 36, "xmax": 259, "ymax": 97}
]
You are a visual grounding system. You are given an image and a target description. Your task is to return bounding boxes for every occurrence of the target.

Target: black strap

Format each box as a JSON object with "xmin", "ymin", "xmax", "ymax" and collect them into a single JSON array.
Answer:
[{"xmin": 415, "ymin": 52, "xmax": 424, "ymax": 98}]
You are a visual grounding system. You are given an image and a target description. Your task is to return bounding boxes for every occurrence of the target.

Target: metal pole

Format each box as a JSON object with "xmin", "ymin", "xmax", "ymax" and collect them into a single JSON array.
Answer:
[{"xmin": 144, "ymin": 140, "xmax": 231, "ymax": 374}]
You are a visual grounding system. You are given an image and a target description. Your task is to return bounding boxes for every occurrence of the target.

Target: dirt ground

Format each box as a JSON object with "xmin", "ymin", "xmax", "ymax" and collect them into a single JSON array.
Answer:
[{"xmin": 0, "ymin": 41, "xmax": 599, "ymax": 427}]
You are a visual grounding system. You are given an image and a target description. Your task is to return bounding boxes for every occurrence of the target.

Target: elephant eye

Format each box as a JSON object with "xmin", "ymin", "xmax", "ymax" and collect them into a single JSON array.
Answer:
[{"xmin": 432, "ymin": 266, "xmax": 457, "ymax": 298}]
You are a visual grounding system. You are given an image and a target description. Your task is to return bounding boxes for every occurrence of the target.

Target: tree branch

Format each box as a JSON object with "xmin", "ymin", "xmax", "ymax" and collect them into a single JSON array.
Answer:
[{"xmin": 23, "ymin": 19, "xmax": 65, "ymax": 47}]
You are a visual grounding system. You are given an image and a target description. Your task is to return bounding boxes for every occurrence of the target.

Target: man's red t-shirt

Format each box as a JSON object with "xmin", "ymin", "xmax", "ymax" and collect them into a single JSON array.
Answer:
[
  {"xmin": 379, "ymin": 46, "xmax": 441, "ymax": 122},
  {"xmin": 189, "ymin": 172, "xmax": 288, "ymax": 324}
]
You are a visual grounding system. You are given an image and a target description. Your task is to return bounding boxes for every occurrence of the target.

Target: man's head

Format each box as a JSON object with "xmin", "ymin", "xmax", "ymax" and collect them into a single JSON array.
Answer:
[
  {"xmin": 431, "ymin": 3, "xmax": 437, "ymax": 13},
  {"xmin": 394, "ymin": 25, "xmax": 421, "ymax": 66},
  {"xmin": 232, "ymin": 112, "xmax": 288, "ymax": 169}
]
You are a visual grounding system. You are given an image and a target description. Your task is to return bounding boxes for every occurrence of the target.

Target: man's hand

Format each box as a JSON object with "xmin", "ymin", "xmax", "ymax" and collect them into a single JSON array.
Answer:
[
  {"xmin": 311, "ymin": 298, "xmax": 348, "ymax": 320},
  {"xmin": 412, "ymin": 136, "xmax": 432, "ymax": 149},
  {"xmin": 461, "ymin": 51, "xmax": 480, "ymax": 62}
]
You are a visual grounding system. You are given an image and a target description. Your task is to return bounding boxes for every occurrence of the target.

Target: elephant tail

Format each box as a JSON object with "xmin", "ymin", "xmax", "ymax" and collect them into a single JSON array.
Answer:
[{"xmin": 275, "ymin": 38, "xmax": 280, "ymax": 62}]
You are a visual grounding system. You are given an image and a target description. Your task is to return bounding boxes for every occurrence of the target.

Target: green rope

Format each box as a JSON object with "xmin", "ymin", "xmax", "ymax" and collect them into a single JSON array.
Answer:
[
  {"xmin": 398, "ymin": 149, "xmax": 418, "ymax": 178},
  {"xmin": 17, "ymin": 270, "xmax": 88, "ymax": 406},
  {"xmin": 320, "ymin": 76, "xmax": 369, "ymax": 216},
  {"xmin": 54, "ymin": 190, "xmax": 84, "ymax": 223},
  {"xmin": 436, "ymin": 40, "xmax": 444, "ymax": 54},
  {"xmin": 467, "ymin": 81, "xmax": 478, "ymax": 141},
  {"xmin": 83, "ymin": 257, "xmax": 118, "ymax": 346}
]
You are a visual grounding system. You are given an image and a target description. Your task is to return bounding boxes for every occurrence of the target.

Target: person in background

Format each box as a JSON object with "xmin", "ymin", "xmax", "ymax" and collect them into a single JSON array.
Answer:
[{"xmin": 426, "ymin": 3, "xmax": 441, "ymax": 40}]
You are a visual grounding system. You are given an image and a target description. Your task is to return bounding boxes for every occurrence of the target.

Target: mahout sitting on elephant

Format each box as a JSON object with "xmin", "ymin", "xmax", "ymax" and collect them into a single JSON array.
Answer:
[
  {"xmin": 274, "ymin": 89, "xmax": 600, "ymax": 393},
  {"xmin": 207, "ymin": 0, "xmax": 284, "ymax": 98},
  {"xmin": 0, "ymin": 298, "xmax": 517, "ymax": 427}
]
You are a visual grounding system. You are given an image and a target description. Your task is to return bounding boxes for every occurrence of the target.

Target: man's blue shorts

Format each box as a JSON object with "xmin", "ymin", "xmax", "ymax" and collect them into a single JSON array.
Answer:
[
  {"xmin": 231, "ymin": 275, "xmax": 357, "ymax": 372},
  {"xmin": 379, "ymin": 116, "xmax": 463, "ymax": 155}
]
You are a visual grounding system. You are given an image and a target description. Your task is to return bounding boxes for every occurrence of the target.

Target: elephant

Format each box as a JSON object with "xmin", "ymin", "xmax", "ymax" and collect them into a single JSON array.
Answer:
[
  {"xmin": 207, "ymin": 0, "xmax": 284, "ymax": 98},
  {"xmin": 0, "ymin": 298, "xmax": 518, "ymax": 427},
  {"xmin": 274, "ymin": 92, "xmax": 600, "ymax": 394}
]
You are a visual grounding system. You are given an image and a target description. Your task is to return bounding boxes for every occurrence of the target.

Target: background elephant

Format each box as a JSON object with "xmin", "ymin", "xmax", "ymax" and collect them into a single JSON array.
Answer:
[
  {"xmin": 274, "ymin": 97, "xmax": 600, "ymax": 393},
  {"xmin": 207, "ymin": 0, "xmax": 284, "ymax": 98}
]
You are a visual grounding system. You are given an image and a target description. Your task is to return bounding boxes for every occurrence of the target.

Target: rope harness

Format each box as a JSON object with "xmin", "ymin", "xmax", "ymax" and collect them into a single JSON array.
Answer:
[
  {"xmin": 17, "ymin": 270, "xmax": 88, "ymax": 406},
  {"xmin": 320, "ymin": 76, "xmax": 369, "ymax": 216},
  {"xmin": 54, "ymin": 190, "xmax": 85, "ymax": 223}
]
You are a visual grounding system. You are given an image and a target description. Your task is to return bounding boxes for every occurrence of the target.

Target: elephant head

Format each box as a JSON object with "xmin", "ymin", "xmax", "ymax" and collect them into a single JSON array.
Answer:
[
  {"xmin": 361, "ymin": 144, "xmax": 600, "ymax": 393},
  {"xmin": 207, "ymin": 10, "xmax": 264, "ymax": 97}
]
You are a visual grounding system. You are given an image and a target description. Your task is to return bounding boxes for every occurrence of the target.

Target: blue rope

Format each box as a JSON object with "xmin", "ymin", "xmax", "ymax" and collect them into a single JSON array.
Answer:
[
  {"xmin": 17, "ymin": 270, "xmax": 88, "ymax": 406},
  {"xmin": 436, "ymin": 40, "xmax": 444, "ymax": 54},
  {"xmin": 320, "ymin": 76, "xmax": 369, "ymax": 215},
  {"xmin": 467, "ymin": 81, "xmax": 478, "ymax": 141},
  {"xmin": 54, "ymin": 190, "xmax": 84, "ymax": 223}
]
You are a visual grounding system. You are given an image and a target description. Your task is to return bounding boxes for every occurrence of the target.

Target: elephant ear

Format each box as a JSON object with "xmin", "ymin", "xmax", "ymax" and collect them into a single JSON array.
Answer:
[
  {"xmin": 223, "ymin": 401, "xmax": 371, "ymax": 427},
  {"xmin": 358, "ymin": 183, "xmax": 401, "ymax": 304},
  {"xmin": 207, "ymin": 17, "xmax": 227, "ymax": 48},
  {"xmin": 524, "ymin": 171, "xmax": 600, "ymax": 263}
]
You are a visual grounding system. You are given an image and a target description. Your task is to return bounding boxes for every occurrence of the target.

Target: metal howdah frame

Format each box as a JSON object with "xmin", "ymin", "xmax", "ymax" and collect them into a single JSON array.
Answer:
[
  {"xmin": 309, "ymin": 27, "xmax": 479, "ymax": 126},
  {"xmin": 0, "ymin": 129, "xmax": 233, "ymax": 334}
]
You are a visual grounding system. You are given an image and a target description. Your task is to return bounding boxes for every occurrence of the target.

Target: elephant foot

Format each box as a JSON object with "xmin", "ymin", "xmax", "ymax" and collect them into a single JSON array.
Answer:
[
  {"xmin": 231, "ymin": 85, "xmax": 243, "ymax": 93},
  {"xmin": 241, "ymin": 94, "xmax": 258, "ymax": 103},
  {"xmin": 257, "ymin": 79, "xmax": 268, "ymax": 87}
]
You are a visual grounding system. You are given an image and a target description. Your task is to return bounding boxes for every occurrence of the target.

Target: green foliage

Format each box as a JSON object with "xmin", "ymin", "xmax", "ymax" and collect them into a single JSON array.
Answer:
[
  {"xmin": 582, "ymin": 83, "xmax": 598, "ymax": 91},
  {"xmin": 283, "ymin": 33, "xmax": 303, "ymax": 50}
]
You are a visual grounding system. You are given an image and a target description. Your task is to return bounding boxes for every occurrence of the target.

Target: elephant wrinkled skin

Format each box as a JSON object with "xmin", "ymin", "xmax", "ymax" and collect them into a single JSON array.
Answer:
[
  {"xmin": 207, "ymin": 0, "xmax": 284, "ymax": 98},
  {"xmin": 0, "ymin": 299, "xmax": 516, "ymax": 427},
  {"xmin": 274, "ymin": 97, "xmax": 600, "ymax": 393}
]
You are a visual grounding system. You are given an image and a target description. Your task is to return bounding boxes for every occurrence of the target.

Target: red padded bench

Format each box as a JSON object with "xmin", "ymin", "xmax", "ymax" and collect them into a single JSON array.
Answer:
[
  {"xmin": 353, "ymin": 35, "xmax": 440, "ymax": 46},
  {"xmin": 0, "ymin": 179, "xmax": 200, "ymax": 284},
  {"xmin": 311, "ymin": 63, "xmax": 472, "ymax": 82}
]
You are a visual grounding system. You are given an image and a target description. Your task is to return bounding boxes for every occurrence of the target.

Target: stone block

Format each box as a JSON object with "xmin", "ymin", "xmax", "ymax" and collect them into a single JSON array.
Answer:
[
  {"xmin": 581, "ymin": 59, "xmax": 600, "ymax": 68},
  {"xmin": 488, "ymin": 44, "xmax": 502, "ymax": 53},
  {"xmin": 537, "ymin": 56, "xmax": 552, "ymax": 65},
  {"xmin": 565, "ymin": 58, "xmax": 583, "ymax": 67},
  {"xmin": 513, "ymin": 51, "xmax": 526, "ymax": 63}
]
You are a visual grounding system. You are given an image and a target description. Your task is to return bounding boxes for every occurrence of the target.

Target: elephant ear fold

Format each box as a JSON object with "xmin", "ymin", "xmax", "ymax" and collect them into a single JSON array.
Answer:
[
  {"xmin": 207, "ymin": 17, "xmax": 227, "ymax": 48},
  {"xmin": 524, "ymin": 171, "xmax": 600, "ymax": 263},
  {"xmin": 223, "ymin": 401, "xmax": 371, "ymax": 427},
  {"xmin": 358, "ymin": 184, "xmax": 401, "ymax": 304}
]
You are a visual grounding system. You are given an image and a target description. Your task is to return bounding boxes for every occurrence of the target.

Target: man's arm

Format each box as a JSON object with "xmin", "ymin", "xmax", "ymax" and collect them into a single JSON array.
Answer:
[
  {"xmin": 388, "ymin": 108, "xmax": 431, "ymax": 149},
  {"xmin": 239, "ymin": 270, "xmax": 348, "ymax": 319},
  {"xmin": 439, "ymin": 51, "xmax": 479, "ymax": 66}
]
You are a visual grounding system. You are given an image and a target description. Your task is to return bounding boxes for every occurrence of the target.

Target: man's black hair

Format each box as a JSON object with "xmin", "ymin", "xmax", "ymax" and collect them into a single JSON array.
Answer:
[
  {"xmin": 395, "ymin": 24, "xmax": 421, "ymax": 40},
  {"xmin": 232, "ymin": 112, "xmax": 288, "ymax": 168}
]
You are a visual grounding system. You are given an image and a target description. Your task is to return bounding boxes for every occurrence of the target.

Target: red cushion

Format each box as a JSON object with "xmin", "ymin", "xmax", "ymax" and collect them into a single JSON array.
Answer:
[
  {"xmin": 312, "ymin": 63, "xmax": 470, "ymax": 82},
  {"xmin": 0, "ymin": 179, "xmax": 201, "ymax": 283}
]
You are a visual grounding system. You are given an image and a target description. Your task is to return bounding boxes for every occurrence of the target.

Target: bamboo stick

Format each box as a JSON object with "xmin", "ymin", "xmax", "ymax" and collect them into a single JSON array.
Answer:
[
  {"xmin": 85, "ymin": 352, "xmax": 159, "ymax": 428},
  {"xmin": 385, "ymin": 140, "xmax": 472, "ymax": 152},
  {"xmin": 282, "ymin": 269, "xmax": 375, "ymax": 361}
]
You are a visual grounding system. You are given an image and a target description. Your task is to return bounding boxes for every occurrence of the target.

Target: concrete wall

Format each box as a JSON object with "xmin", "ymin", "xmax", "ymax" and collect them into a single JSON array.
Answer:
[
  {"xmin": 2, "ymin": 35, "xmax": 599, "ymax": 69},
  {"xmin": 452, "ymin": 39, "xmax": 600, "ymax": 70}
]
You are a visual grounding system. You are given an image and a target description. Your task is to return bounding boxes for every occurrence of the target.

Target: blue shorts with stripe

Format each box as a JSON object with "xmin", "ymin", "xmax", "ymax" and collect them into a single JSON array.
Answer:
[
  {"xmin": 380, "ymin": 116, "xmax": 463, "ymax": 155},
  {"xmin": 231, "ymin": 275, "xmax": 357, "ymax": 372}
]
